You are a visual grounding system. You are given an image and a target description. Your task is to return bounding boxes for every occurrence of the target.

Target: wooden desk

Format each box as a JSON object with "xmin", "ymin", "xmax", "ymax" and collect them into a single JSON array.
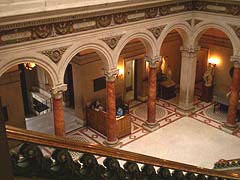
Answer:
[{"xmin": 86, "ymin": 108, "xmax": 131, "ymax": 138}]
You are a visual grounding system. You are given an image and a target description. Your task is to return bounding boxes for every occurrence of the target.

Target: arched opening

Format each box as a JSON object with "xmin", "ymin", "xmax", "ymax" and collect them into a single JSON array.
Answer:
[
  {"xmin": 159, "ymin": 29, "xmax": 183, "ymax": 102},
  {"xmin": 196, "ymin": 28, "xmax": 235, "ymax": 122},
  {"xmin": 0, "ymin": 63, "xmax": 54, "ymax": 133},
  {"xmin": 64, "ymin": 49, "xmax": 109, "ymax": 128},
  {"xmin": 117, "ymin": 38, "xmax": 149, "ymax": 104}
]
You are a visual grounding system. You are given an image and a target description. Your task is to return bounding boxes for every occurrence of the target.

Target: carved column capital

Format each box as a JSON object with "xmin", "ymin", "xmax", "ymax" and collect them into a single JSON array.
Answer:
[
  {"xmin": 180, "ymin": 46, "xmax": 200, "ymax": 58},
  {"xmin": 51, "ymin": 84, "xmax": 67, "ymax": 99},
  {"xmin": 145, "ymin": 56, "xmax": 161, "ymax": 68},
  {"xmin": 231, "ymin": 56, "xmax": 240, "ymax": 68},
  {"xmin": 104, "ymin": 69, "xmax": 119, "ymax": 82}
]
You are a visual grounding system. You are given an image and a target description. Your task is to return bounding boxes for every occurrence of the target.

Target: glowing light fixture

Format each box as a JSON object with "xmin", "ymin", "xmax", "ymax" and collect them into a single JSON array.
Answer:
[
  {"xmin": 117, "ymin": 66, "xmax": 124, "ymax": 79},
  {"xmin": 208, "ymin": 56, "xmax": 220, "ymax": 65},
  {"xmin": 24, "ymin": 62, "xmax": 36, "ymax": 70}
]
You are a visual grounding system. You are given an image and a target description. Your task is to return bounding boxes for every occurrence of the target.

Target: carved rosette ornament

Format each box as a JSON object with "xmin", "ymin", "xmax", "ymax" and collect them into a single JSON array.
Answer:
[
  {"xmin": 33, "ymin": 24, "xmax": 52, "ymax": 39},
  {"xmin": 148, "ymin": 25, "xmax": 166, "ymax": 39},
  {"xmin": 113, "ymin": 13, "xmax": 128, "ymax": 24},
  {"xmin": 159, "ymin": 6, "xmax": 170, "ymax": 16},
  {"xmin": 97, "ymin": 15, "xmax": 112, "ymax": 27},
  {"xmin": 41, "ymin": 46, "xmax": 68, "ymax": 63},
  {"xmin": 102, "ymin": 35, "xmax": 123, "ymax": 49},
  {"xmin": 145, "ymin": 8, "xmax": 158, "ymax": 18},
  {"xmin": 54, "ymin": 22, "xmax": 73, "ymax": 35},
  {"xmin": 229, "ymin": 25, "xmax": 240, "ymax": 39}
]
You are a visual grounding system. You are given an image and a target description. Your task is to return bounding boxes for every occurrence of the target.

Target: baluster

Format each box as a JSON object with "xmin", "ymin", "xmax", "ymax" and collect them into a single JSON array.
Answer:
[
  {"xmin": 103, "ymin": 157, "xmax": 126, "ymax": 180},
  {"xmin": 124, "ymin": 161, "xmax": 143, "ymax": 180},
  {"xmin": 158, "ymin": 167, "xmax": 172, "ymax": 180}
]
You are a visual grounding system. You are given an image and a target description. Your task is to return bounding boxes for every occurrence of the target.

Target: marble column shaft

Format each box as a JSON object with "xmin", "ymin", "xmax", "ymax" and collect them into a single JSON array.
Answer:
[
  {"xmin": 52, "ymin": 93, "xmax": 65, "ymax": 136},
  {"xmin": 106, "ymin": 79, "xmax": 118, "ymax": 143},
  {"xmin": 147, "ymin": 66, "xmax": 157, "ymax": 124},
  {"xmin": 179, "ymin": 47, "xmax": 199, "ymax": 111},
  {"xmin": 226, "ymin": 67, "xmax": 240, "ymax": 127}
]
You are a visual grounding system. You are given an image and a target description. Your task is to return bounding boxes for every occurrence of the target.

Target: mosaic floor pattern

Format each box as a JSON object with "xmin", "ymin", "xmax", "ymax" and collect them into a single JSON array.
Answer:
[{"xmin": 39, "ymin": 98, "xmax": 240, "ymax": 166}]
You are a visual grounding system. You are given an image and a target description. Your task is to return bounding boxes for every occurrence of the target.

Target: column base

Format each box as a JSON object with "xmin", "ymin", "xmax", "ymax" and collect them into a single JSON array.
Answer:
[
  {"xmin": 221, "ymin": 122, "xmax": 239, "ymax": 134},
  {"xmin": 177, "ymin": 104, "xmax": 195, "ymax": 115},
  {"xmin": 142, "ymin": 122, "xmax": 160, "ymax": 132},
  {"xmin": 103, "ymin": 139, "xmax": 120, "ymax": 147}
]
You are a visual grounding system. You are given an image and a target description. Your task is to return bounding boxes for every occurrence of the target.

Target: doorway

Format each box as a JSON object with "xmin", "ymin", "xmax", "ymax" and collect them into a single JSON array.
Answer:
[{"xmin": 125, "ymin": 60, "xmax": 136, "ymax": 102}]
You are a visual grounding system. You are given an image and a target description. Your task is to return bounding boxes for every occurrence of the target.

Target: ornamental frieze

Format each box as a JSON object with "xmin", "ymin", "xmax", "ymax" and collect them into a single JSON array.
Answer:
[
  {"xmin": 101, "ymin": 35, "xmax": 123, "ymax": 50},
  {"xmin": 1, "ymin": 1, "xmax": 240, "ymax": 47},
  {"xmin": 229, "ymin": 25, "xmax": 240, "ymax": 39},
  {"xmin": 148, "ymin": 25, "xmax": 166, "ymax": 39},
  {"xmin": 41, "ymin": 46, "xmax": 69, "ymax": 63}
]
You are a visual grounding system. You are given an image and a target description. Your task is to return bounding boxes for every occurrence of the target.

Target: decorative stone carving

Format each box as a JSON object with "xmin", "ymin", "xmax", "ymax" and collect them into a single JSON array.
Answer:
[
  {"xmin": 231, "ymin": 56, "xmax": 240, "ymax": 68},
  {"xmin": 148, "ymin": 25, "xmax": 166, "ymax": 39},
  {"xmin": 54, "ymin": 22, "xmax": 73, "ymax": 35},
  {"xmin": 101, "ymin": 35, "xmax": 123, "ymax": 49},
  {"xmin": 229, "ymin": 25, "xmax": 240, "ymax": 39},
  {"xmin": 41, "ymin": 46, "xmax": 68, "ymax": 63},
  {"xmin": 1, "ymin": 1, "xmax": 240, "ymax": 46},
  {"xmin": 144, "ymin": 56, "xmax": 161, "ymax": 68},
  {"xmin": 97, "ymin": 15, "xmax": 112, "ymax": 27},
  {"xmin": 33, "ymin": 24, "xmax": 52, "ymax": 39},
  {"xmin": 113, "ymin": 13, "xmax": 128, "ymax": 24},
  {"xmin": 180, "ymin": 46, "xmax": 200, "ymax": 58},
  {"xmin": 51, "ymin": 84, "xmax": 68, "ymax": 99},
  {"xmin": 145, "ymin": 8, "xmax": 158, "ymax": 18},
  {"xmin": 104, "ymin": 69, "xmax": 119, "ymax": 81}
]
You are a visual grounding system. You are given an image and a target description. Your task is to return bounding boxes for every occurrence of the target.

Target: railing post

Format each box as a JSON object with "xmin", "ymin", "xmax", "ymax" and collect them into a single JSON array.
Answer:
[{"xmin": 0, "ymin": 97, "xmax": 14, "ymax": 180}]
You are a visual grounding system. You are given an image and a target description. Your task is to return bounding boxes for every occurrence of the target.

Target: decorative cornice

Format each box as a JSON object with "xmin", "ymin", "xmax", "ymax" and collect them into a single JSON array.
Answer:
[
  {"xmin": 51, "ymin": 84, "xmax": 68, "ymax": 99},
  {"xmin": 229, "ymin": 25, "xmax": 240, "ymax": 39},
  {"xmin": 1, "ymin": 1, "xmax": 240, "ymax": 47},
  {"xmin": 148, "ymin": 25, "xmax": 166, "ymax": 39},
  {"xmin": 104, "ymin": 69, "xmax": 119, "ymax": 82},
  {"xmin": 101, "ymin": 35, "xmax": 123, "ymax": 49},
  {"xmin": 41, "ymin": 46, "xmax": 69, "ymax": 63}
]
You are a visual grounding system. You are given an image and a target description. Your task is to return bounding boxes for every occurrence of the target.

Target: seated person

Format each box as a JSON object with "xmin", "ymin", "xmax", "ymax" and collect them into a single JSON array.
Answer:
[
  {"xmin": 116, "ymin": 106, "xmax": 124, "ymax": 118},
  {"xmin": 91, "ymin": 99, "xmax": 103, "ymax": 111}
]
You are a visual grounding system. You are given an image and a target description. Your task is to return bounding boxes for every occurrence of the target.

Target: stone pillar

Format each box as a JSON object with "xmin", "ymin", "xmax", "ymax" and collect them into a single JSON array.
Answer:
[
  {"xmin": 104, "ymin": 69, "xmax": 119, "ymax": 146},
  {"xmin": 143, "ymin": 56, "xmax": 160, "ymax": 131},
  {"xmin": 224, "ymin": 56, "xmax": 240, "ymax": 129},
  {"xmin": 178, "ymin": 47, "xmax": 199, "ymax": 112},
  {"xmin": 51, "ymin": 84, "xmax": 67, "ymax": 136},
  {"xmin": 0, "ymin": 97, "xmax": 14, "ymax": 180}
]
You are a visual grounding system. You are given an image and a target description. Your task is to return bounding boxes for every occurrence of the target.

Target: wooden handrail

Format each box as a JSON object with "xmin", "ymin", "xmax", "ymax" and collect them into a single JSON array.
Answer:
[{"xmin": 6, "ymin": 125, "xmax": 240, "ymax": 179}]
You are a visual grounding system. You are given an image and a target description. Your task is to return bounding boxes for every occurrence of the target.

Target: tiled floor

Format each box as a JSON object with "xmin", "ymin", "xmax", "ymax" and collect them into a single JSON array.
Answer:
[{"xmin": 30, "ymin": 98, "xmax": 240, "ymax": 169}]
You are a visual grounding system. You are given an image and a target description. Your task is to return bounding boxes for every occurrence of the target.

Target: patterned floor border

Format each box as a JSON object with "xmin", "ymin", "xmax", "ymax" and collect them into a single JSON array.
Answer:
[{"xmin": 40, "ymin": 98, "xmax": 240, "ymax": 159}]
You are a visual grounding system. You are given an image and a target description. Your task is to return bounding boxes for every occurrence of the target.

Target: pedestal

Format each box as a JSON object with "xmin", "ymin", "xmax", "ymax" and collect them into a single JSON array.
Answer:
[{"xmin": 201, "ymin": 85, "xmax": 213, "ymax": 102}]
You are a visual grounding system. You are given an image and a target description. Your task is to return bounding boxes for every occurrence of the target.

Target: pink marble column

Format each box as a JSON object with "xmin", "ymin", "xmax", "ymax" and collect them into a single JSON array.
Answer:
[
  {"xmin": 143, "ymin": 57, "xmax": 160, "ymax": 131},
  {"xmin": 104, "ymin": 69, "xmax": 119, "ymax": 146},
  {"xmin": 225, "ymin": 58, "xmax": 240, "ymax": 129},
  {"xmin": 51, "ymin": 85, "xmax": 67, "ymax": 136}
]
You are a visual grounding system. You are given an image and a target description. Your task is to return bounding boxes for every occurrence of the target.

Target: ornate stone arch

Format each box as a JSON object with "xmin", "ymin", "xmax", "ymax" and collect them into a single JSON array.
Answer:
[
  {"xmin": 113, "ymin": 30, "xmax": 158, "ymax": 66},
  {"xmin": 0, "ymin": 53, "xmax": 59, "ymax": 87},
  {"xmin": 59, "ymin": 41, "xmax": 114, "ymax": 84},
  {"xmin": 157, "ymin": 21, "xmax": 192, "ymax": 51},
  {"xmin": 192, "ymin": 21, "xmax": 239, "ymax": 56}
]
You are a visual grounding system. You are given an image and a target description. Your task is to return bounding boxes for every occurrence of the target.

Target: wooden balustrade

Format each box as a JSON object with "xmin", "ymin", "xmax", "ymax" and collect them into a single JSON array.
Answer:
[{"xmin": 6, "ymin": 125, "xmax": 240, "ymax": 180}]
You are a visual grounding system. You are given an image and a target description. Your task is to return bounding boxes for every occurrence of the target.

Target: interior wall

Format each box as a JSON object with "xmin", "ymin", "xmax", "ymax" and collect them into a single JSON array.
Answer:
[
  {"xmin": 72, "ymin": 56, "xmax": 107, "ymax": 120},
  {"xmin": 160, "ymin": 32, "xmax": 182, "ymax": 85},
  {"xmin": 0, "ymin": 70, "xmax": 26, "ymax": 129}
]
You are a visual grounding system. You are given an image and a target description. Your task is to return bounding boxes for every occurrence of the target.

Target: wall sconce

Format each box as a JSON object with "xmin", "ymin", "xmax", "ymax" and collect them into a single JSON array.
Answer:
[
  {"xmin": 117, "ymin": 67, "xmax": 124, "ymax": 79},
  {"xmin": 208, "ymin": 57, "xmax": 219, "ymax": 67},
  {"xmin": 24, "ymin": 62, "xmax": 36, "ymax": 70}
]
